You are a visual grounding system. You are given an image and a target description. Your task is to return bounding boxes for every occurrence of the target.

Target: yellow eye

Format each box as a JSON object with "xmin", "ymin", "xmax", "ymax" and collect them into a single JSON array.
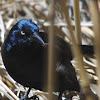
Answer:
[{"xmin": 21, "ymin": 31, "xmax": 25, "ymax": 35}]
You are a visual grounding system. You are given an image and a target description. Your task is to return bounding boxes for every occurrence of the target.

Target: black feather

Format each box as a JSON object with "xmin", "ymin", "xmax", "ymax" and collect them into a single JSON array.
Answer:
[{"xmin": 1, "ymin": 19, "xmax": 94, "ymax": 99}]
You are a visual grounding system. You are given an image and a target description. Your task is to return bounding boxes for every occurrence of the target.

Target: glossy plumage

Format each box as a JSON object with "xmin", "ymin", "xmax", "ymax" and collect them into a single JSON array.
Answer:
[{"xmin": 1, "ymin": 19, "xmax": 94, "ymax": 99}]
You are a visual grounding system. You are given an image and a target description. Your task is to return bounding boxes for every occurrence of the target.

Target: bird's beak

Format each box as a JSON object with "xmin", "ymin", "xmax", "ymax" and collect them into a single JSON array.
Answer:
[{"xmin": 33, "ymin": 32, "xmax": 45, "ymax": 46}]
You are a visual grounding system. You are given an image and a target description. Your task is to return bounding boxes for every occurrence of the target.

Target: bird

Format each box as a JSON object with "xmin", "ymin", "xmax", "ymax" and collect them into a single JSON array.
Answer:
[{"xmin": 1, "ymin": 19, "xmax": 94, "ymax": 100}]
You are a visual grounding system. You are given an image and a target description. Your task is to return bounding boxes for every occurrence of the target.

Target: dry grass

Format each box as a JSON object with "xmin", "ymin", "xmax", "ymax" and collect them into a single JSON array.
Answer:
[{"xmin": 0, "ymin": 0, "xmax": 99, "ymax": 100}]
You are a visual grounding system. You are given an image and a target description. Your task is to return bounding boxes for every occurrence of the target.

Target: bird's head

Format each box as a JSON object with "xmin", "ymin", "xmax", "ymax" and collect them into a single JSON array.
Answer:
[{"xmin": 6, "ymin": 19, "xmax": 45, "ymax": 51}]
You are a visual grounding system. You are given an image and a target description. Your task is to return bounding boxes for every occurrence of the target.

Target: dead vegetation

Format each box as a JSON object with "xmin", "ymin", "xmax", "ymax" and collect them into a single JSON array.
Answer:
[{"xmin": 0, "ymin": 0, "xmax": 99, "ymax": 100}]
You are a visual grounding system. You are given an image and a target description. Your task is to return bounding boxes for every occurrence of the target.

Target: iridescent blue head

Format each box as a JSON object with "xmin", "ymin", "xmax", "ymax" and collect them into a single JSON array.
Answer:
[
  {"xmin": 6, "ymin": 19, "xmax": 45, "ymax": 51},
  {"xmin": 17, "ymin": 19, "xmax": 39, "ymax": 32}
]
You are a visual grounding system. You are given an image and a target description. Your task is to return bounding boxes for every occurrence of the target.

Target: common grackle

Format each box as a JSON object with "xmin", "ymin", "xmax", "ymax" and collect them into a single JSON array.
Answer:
[{"xmin": 1, "ymin": 19, "xmax": 94, "ymax": 100}]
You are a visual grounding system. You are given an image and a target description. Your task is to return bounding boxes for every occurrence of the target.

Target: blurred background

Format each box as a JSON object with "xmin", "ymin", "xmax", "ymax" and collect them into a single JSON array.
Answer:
[{"xmin": 0, "ymin": 0, "xmax": 99, "ymax": 100}]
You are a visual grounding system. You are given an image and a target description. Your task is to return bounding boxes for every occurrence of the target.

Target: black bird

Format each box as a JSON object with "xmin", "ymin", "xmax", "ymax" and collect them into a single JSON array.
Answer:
[{"xmin": 1, "ymin": 19, "xmax": 94, "ymax": 100}]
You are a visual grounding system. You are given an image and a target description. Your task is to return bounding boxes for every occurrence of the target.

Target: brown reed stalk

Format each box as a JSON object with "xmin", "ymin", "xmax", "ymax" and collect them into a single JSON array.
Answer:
[
  {"xmin": 47, "ymin": 0, "xmax": 56, "ymax": 100},
  {"xmin": 58, "ymin": 0, "xmax": 94, "ymax": 100},
  {"xmin": 73, "ymin": 0, "xmax": 82, "ymax": 44}
]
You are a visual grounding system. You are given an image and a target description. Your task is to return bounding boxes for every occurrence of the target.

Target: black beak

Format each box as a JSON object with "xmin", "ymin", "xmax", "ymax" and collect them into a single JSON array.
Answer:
[{"xmin": 33, "ymin": 32, "xmax": 45, "ymax": 46}]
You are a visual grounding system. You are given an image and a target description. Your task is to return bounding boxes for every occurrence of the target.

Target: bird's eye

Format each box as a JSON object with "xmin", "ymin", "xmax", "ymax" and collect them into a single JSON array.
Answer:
[{"xmin": 21, "ymin": 31, "xmax": 25, "ymax": 35}]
